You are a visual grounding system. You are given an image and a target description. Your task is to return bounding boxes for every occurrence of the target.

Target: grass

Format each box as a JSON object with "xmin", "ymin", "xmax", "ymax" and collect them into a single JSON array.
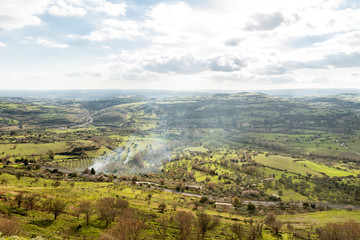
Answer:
[
  {"xmin": 279, "ymin": 210, "xmax": 360, "ymax": 226},
  {"xmin": 345, "ymin": 139, "xmax": 360, "ymax": 152},
  {"xmin": 0, "ymin": 168, "xmax": 359, "ymax": 240},
  {"xmin": 266, "ymin": 189, "xmax": 309, "ymax": 202},
  {"xmin": 299, "ymin": 160, "xmax": 354, "ymax": 177},
  {"xmin": 0, "ymin": 142, "xmax": 69, "ymax": 157},
  {"xmin": 253, "ymin": 154, "xmax": 322, "ymax": 177},
  {"xmin": 184, "ymin": 146, "xmax": 208, "ymax": 152},
  {"xmin": 258, "ymin": 166, "xmax": 298, "ymax": 179}
]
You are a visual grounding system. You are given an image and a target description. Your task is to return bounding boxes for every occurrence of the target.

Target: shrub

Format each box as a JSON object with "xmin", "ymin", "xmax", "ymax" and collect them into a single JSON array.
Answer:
[
  {"xmin": 0, "ymin": 217, "xmax": 21, "ymax": 236},
  {"xmin": 247, "ymin": 202, "xmax": 256, "ymax": 214},
  {"xmin": 317, "ymin": 219, "xmax": 360, "ymax": 240},
  {"xmin": 232, "ymin": 196, "xmax": 241, "ymax": 207},
  {"xmin": 158, "ymin": 203, "xmax": 166, "ymax": 213},
  {"xmin": 15, "ymin": 171, "xmax": 22, "ymax": 180},
  {"xmin": 14, "ymin": 192, "xmax": 24, "ymax": 208}
]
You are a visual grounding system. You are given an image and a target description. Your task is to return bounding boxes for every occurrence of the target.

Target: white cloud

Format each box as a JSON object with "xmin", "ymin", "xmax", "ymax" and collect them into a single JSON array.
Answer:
[
  {"xmin": 245, "ymin": 12, "xmax": 285, "ymax": 31},
  {"xmin": 2, "ymin": 0, "xmax": 360, "ymax": 90},
  {"xmin": 80, "ymin": 19, "xmax": 145, "ymax": 41},
  {"xmin": 350, "ymin": 71, "xmax": 359, "ymax": 77},
  {"xmin": 36, "ymin": 38, "xmax": 69, "ymax": 48},
  {"xmin": 93, "ymin": 0, "xmax": 126, "ymax": 16},
  {"xmin": 48, "ymin": 0, "xmax": 87, "ymax": 17},
  {"xmin": 0, "ymin": 0, "xmax": 49, "ymax": 30},
  {"xmin": 47, "ymin": 0, "xmax": 126, "ymax": 17},
  {"xmin": 62, "ymin": 0, "xmax": 360, "ymax": 90},
  {"xmin": 0, "ymin": 41, "xmax": 6, "ymax": 47}
]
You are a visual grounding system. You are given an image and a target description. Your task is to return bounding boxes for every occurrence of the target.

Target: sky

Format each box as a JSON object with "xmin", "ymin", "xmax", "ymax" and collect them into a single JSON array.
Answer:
[{"xmin": 0, "ymin": 0, "xmax": 360, "ymax": 91}]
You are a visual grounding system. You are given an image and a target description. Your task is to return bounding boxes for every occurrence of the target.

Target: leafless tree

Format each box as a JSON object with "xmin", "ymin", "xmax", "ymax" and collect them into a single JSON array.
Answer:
[
  {"xmin": 264, "ymin": 212, "xmax": 282, "ymax": 235},
  {"xmin": 96, "ymin": 197, "xmax": 129, "ymax": 226},
  {"xmin": 78, "ymin": 200, "xmax": 94, "ymax": 226},
  {"xmin": 44, "ymin": 198, "xmax": 67, "ymax": 220},
  {"xmin": 317, "ymin": 219, "xmax": 360, "ymax": 240},
  {"xmin": 157, "ymin": 215, "xmax": 169, "ymax": 240},
  {"xmin": 14, "ymin": 192, "xmax": 24, "ymax": 208},
  {"xmin": 246, "ymin": 221, "xmax": 263, "ymax": 240},
  {"xmin": 196, "ymin": 211, "xmax": 220, "ymax": 240},
  {"xmin": 15, "ymin": 171, "xmax": 22, "ymax": 180},
  {"xmin": 175, "ymin": 211, "xmax": 195, "ymax": 240},
  {"xmin": 25, "ymin": 193, "xmax": 39, "ymax": 210},
  {"xmin": 100, "ymin": 209, "xmax": 146, "ymax": 240},
  {"xmin": 228, "ymin": 223, "xmax": 246, "ymax": 240}
]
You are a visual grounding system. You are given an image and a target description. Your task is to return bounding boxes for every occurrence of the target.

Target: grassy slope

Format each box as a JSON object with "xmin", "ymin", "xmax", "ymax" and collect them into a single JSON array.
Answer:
[
  {"xmin": 253, "ymin": 154, "xmax": 322, "ymax": 177},
  {"xmin": 299, "ymin": 160, "xmax": 354, "ymax": 177}
]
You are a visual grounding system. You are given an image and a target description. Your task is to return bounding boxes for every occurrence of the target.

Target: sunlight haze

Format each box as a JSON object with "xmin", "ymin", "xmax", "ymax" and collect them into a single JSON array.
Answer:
[{"xmin": 0, "ymin": 0, "xmax": 359, "ymax": 90}]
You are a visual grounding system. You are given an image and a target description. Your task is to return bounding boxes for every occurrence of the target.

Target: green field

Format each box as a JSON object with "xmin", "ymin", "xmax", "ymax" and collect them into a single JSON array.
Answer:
[
  {"xmin": 299, "ymin": 160, "xmax": 354, "ymax": 177},
  {"xmin": 253, "ymin": 154, "xmax": 322, "ymax": 177},
  {"xmin": 279, "ymin": 210, "xmax": 360, "ymax": 226},
  {"xmin": 0, "ymin": 142, "xmax": 69, "ymax": 157}
]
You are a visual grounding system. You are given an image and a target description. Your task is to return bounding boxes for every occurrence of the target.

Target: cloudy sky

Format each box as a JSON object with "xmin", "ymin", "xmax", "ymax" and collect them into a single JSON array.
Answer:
[{"xmin": 0, "ymin": 0, "xmax": 360, "ymax": 91}]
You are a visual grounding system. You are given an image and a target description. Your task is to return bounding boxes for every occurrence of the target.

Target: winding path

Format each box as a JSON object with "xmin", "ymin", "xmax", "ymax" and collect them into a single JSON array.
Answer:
[{"xmin": 340, "ymin": 142, "xmax": 360, "ymax": 155}]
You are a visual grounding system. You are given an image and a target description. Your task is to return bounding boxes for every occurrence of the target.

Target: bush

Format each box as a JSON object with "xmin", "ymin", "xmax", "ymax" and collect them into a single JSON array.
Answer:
[
  {"xmin": 317, "ymin": 219, "xmax": 360, "ymax": 240},
  {"xmin": 15, "ymin": 171, "xmax": 22, "ymax": 180},
  {"xmin": 0, "ymin": 217, "xmax": 21, "ymax": 236},
  {"xmin": 158, "ymin": 203, "xmax": 166, "ymax": 213},
  {"xmin": 247, "ymin": 202, "xmax": 256, "ymax": 214}
]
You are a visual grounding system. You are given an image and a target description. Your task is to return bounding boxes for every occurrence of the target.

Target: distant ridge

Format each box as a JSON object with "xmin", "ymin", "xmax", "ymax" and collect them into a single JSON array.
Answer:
[
  {"xmin": 261, "ymin": 88, "xmax": 360, "ymax": 98},
  {"xmin": 0, "ymin": 88, "xmax": 358, "ymax": 100}
]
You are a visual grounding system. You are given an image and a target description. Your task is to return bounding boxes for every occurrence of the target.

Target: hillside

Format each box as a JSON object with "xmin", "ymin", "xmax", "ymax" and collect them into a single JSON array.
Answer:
[{"xmin": 1, "ymin": 91, "xmax": 360, "ymax": 239}]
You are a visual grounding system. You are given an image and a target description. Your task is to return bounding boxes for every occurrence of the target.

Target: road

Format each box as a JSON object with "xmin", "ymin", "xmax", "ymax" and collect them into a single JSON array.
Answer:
[
  {"xmin": 71, "ymin": 113, "xmax": 95, "ymax": 129},
  {"xmin": 340, "ymin": 142, "xmax": 360, "ymax": 155},
  {"xmin": 136, "ymin": 181, "xmax": 360, "ymax": 210}
]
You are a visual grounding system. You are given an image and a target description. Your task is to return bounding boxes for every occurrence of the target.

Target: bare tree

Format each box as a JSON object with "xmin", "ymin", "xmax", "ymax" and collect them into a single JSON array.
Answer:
[
  {"xmin": 15, "ymin": 171, "xmax": 22, "ymax": 180},
  {"xmin": 264, "ymin": 213, "xmax": 276, "ymax": 226},
  {"xmin": 270, "ymin": 220, "xmax": 282, "ymax": 235},
  {"xmin": 100, "ymin": 209, "xmax": 146, "ymax": 240},
  {"xmin": 157, "ymin": 215, "xmax": 169, "ymax": 240},
  {"xmin": 14, "ymin": 192, "xmax": 24, "ymax": 208},
  {"xmin": 228, "ymin": 223, "xmax": 246, "ymax": 240},
  {"xmin": 197, "ymin": 211, "xmax": 220, "ymax": 240},
  {"xmin": 264, "ymin": 212, "xmax": 282, "ymax": 235},
  {"xmin": 97, "ymin": 197, "xmax": 118, "ymax": 226},
  {"xmin": 246, "ymin": 221, "xmax": 263, "ymax": 240},
  {"xmin": 96, "ymin": 197, "xmax": 129, "ymax": 226},
  {"xmin": 175, "ymin": 211, "xmax": 195, "ymax": 240},
  {"xmin": 317, "ymin": 219, "xmax": 360, "ymax": 240},
  {"xmin": 115, "ymin": 198, "xmax": 129, "ymax": 210},
  {"xmin": 44, "ymin": 198, "xmax": 67, "ymax": 220},
  {"xmin": 25, "ymin": 193, "xmax": 39, "ymax": 210},
  {"xmin": 78, "ymin": 200, "xmax": 94, "ymax": 226}
]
